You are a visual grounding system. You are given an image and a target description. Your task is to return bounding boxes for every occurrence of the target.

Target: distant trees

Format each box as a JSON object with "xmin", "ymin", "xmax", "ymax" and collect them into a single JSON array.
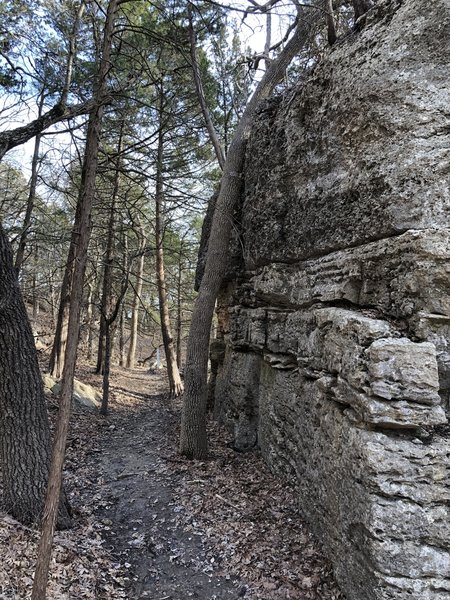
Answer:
[
  {"xmin": 32, "ymin": 0, "xmax": 121, "ymax": 596},
  {"xmin": 0, "ymin": 0, "xmax": 205, "ymax": 556}
]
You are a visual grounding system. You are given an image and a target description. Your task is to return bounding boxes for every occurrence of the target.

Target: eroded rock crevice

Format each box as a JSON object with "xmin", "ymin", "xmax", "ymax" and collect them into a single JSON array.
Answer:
[{"xmin": 210, "ymin": 1, "xmax": 450, "ymax": 598}]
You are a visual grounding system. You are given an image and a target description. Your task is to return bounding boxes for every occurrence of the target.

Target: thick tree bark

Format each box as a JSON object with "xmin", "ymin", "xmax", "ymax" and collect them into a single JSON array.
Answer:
[
  {"xmin": 180, "ymin": 2, "xmax": 325, "ymax": 459},
  {"xmin": 155, "ymin": 111, "xmax": 183, "ymax": 398},
  {"xmin": 31, "ymin": 1, "xmax": 119, "ymax": 597},
  {"xmin": 0, "ymin": 226, "xmax": 71, "ymax": 527}
]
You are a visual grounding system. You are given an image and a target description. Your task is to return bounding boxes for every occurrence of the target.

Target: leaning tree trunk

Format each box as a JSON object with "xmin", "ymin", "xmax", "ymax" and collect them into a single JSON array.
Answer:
[
  {"xmin": 155, "ymin": 111, "xmax": 183, "ymax": 397},
  {"xmin": 180, "ymin": 2, "xmax": 325, "ymax": 459},
  {"xmin": 31, "ymin": 1, "xmax": 119, "ymax": 597},
  {"xmin": 0, "ymin": 225, "xmax": 71, "ymax": 527}
]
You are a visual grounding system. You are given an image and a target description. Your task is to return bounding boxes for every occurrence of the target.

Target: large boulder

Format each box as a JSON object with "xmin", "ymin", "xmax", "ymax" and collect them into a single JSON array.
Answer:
[{"xmin": 43, "ymin": 374, "xmax": 101, "ymax": 410}]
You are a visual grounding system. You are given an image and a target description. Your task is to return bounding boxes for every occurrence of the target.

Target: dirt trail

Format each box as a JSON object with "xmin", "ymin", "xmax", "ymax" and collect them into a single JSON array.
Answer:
[
  {"xmin": 79, "ymin": 369, "xmax": 244, "ymax": 599},
  {"xmin": 69, "ymin": 367, "xmax": 344, "ymax": 600}
]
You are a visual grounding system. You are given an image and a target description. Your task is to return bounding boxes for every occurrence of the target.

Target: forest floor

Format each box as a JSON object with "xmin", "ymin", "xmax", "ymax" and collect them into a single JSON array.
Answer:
[{"xmin": 0, "ymin": 365, "xmax": 345, "ymax": 600}]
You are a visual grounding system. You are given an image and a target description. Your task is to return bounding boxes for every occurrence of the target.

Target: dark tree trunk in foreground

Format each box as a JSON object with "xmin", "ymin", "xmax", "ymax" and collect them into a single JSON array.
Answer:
[
  {"xmin": 0, "ymin": 225, "xmax": 71, "ymax": 527},
  {"xmin": 180, "ymin": 1, "xmax": 325, "ymax": 459},
  {"xmin": 32, "ymin": 1, "xmax": 119, "ymax": 597}
]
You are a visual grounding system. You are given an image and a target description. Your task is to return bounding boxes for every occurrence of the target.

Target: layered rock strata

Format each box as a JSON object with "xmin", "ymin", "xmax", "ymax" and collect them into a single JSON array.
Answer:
[{"xmin": 212, "ymin": 1, "xmax": 450, "ymax": 598}]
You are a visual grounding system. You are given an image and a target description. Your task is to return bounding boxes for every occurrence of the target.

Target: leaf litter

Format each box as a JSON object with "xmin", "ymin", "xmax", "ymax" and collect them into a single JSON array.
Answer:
[{"xmin": 0, "ymin": 365, "xmax": 345, "ymax": 599}]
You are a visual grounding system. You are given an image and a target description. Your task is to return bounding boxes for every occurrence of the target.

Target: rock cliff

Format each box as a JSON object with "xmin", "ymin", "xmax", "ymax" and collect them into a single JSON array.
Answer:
[{"xmin": 212, "ymin": 1, "xmax": 450, "ymax": 598}]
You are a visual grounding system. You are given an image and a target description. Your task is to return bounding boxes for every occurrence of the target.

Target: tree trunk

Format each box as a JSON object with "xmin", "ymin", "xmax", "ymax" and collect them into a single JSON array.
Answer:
[
  {"xmin": 180, "ymin": 2, "xmax": 325, "ymax": 459},
  {"xmin": 48, "ymin": 200, "xmax": 81, "ymax": 377},
  {"xmin": 96, "ymin": 191, "xmax": 116, "ymax": 374},
  {"xmin": 326, "ymin": 0, "xmax": 337, "ymax": 45},
  {"xmin": 31, "ymin": 1, "xmax": 119, "ymax": 597},
  {"xmin": 0, "ymin": 99, "xmax": 99, "ymax": 161},
  {"xmin": 100, "ymin": 320, "xmax": 112, "ymax": 416},
  {"xmin": 119, "ymin": 305, "xmax": 126, "ymax": 367},
  {"xmin": 188, "ymin": 9, "xmax": 225, "ymax": 170},
  {"xmin": 96, "ymin": 124, "xmax": 123, "ymax": 373},
  {"xmin": 175, "ymin": 256, "xmax": 182, "ymax": 370},
  {"xmin": 126, "ymin": 226, "xmax": 145, "ymax": 369},
  {"xmin": 119, "ymin": 230, "xmax": 128, "ymax": 367},
  {"xmin": 353, "ymin": 0, "xmax": 372, "ymax": 20},
  {"xmin": 0, "ymin": 225, "xmax": 71, "ymax": 528},
  {"xmin": 155, "ymin": 103, "xmax": 183, "ymax": 398},
  {"xmin": 15, "ymin": 92, "xmax": 44, "ymax": 272},
  {"xmin": 32, "ymin": 244, "xmax": 40, "ymax": 318},
  {"xmin": 100, "ymin": 278, "xmax": 128, "ymax": 415},
  {"xmin": 83, "ymin": 281, "xmax": 93, "ymax": 361}
]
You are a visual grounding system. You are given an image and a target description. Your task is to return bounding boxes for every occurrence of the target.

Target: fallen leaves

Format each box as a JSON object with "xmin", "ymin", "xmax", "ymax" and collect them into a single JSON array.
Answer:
[
  {"xmin": 0, "ymin": 511, "xmax": 129, "ymax": 599},
  {"xmin": 0, "ymin": 364, "xmax": 346, "ymax": 599},
  {"xmin": 169, "ymin": 414, "xmax": 346, "ymax": 600}
]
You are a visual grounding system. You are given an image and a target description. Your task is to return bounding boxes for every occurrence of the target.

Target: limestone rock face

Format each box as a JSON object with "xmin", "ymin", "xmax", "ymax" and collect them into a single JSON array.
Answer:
[
  {"xmin": 242, "ymin": 0, "xmax": 450, "ymax": 269},
  {"xmin": 212, "ymin": 1, "xmax": 450, "ymax": 599}
]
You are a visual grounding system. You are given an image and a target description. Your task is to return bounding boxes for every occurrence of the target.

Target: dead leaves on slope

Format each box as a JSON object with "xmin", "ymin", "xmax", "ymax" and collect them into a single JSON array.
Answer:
[
  {"xmin": 0, "ymin": 511, "xmax": 128, "ymax": 599},
  {"xmin": 167, "ymin": 416, "xmax": 345, "ymax": 600}
]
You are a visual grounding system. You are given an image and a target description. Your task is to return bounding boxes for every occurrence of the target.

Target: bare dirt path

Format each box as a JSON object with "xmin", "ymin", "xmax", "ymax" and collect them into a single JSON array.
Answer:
[
  {"xmin": 0, "ymin": 362, "xmax": 343, "ymax": 598},
  {"xmin": 68, "ymin": 366, "xmax": 344, "ymax": 600},
  {"xmin": 82, "ymin": 369, "xmax": 243, "ymax": 599}
]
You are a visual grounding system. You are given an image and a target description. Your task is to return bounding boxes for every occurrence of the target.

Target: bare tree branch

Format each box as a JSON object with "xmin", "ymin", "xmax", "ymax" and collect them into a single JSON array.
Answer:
[{"xmin": 0, "ymin": 98, "xmax": 101, "ymax": 160}]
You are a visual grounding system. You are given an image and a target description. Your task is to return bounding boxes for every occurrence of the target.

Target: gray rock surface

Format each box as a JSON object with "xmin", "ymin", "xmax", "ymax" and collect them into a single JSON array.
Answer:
[
  {"xmin": 242, "ymin": 0, "xmax": 450, "ymax": 269},
  {"xmin": 43, "ymin": 374, "xmax": 101, "ymax": 410},
  {"xmin": 211, "ymin": 1, "xmax": 450, "ymax": 599}
]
